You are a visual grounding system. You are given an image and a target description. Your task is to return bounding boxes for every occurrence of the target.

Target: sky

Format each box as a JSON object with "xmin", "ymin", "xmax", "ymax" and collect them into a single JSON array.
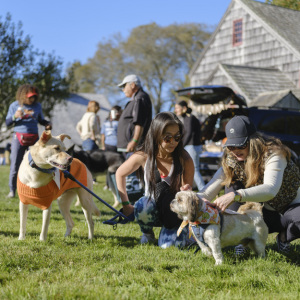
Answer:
[{"xmin": 1, "ymin": 0, "xmax": 238, "ymax": 72}]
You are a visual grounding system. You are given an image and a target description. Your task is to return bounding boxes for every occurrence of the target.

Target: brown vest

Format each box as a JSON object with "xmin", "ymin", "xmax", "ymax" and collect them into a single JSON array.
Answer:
[{"xmin": 226, "ymin": 153, "xmax": 300, "ymax": 213}]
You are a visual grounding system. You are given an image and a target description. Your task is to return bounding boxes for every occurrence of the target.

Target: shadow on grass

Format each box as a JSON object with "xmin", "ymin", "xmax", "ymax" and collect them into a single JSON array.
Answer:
[
  {"xmin": 0, "ymin": 230, "xmax": 140, "ymax": 248},
  {"xmin": 60, "ymin": 233, "xmax": 139, "ymax": 248},
  {"xmin": 180, "ymin": 242, "xmax": 300, "ymax": 266}
]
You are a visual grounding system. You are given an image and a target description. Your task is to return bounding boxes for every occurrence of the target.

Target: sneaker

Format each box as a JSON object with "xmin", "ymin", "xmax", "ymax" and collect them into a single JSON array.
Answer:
[
  {"xmin": 7, "ymin": 191, "xmax": 15, "ymax": 198},
  {"xmin": 234, "ymin": 244, "xmax": 249, "ymax": 256},
  {"xmin": 276, "ymin": 234, "xmax": 290, "ymax": 253},
  {"xmin": 140, "ymin": 232, "xmax": 155, "ymax": 244}
]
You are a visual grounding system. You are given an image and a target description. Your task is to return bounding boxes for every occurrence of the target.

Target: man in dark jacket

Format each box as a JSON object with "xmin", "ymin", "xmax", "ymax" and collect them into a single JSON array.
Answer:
[{"xmin": 117, "ymin": 74, "xmax": 152, "ymax": 154}]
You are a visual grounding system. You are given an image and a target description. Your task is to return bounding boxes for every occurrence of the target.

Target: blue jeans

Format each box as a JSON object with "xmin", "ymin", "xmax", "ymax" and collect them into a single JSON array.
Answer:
[
  {"xmin": 82, "ymin": 138, "xmax": 98, "ymax": 151},
  {"xmin": 184, "ymin": 145, "xmax": 205, "ymax": 191},
  {"xmin": 9, "ymin": 134, "xmax": 29, "ymax": 193},
  {"xmin": 134, "ymin": 196, "xmax": 190, "ymax": 248}
]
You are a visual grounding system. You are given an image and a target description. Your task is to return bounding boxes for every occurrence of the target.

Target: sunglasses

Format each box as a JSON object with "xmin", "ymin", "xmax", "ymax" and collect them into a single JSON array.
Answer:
[
  {"xmin": 227, "ymin": 142, "xmax": 248, "ymax": 151},
  {"xmin": 162, "ymin": 133, "xmax": 182, "ymax": 143}
]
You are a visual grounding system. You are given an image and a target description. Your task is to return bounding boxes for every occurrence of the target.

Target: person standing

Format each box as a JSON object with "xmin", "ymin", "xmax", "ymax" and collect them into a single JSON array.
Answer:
[
  {"xmin": 5, "ymin": 84, "xmax": 52, "ymax": 198},
  {"xmin": 76, "ymin": 100, "xmax": 101, "ymax": 151},
  {"xmin": 101, "ymin": 105, "xmax": 122, "ymax": 152},
  {"xmin": 174, "ymin": 100, "xmax": 205, "ymax": 191},
  {"xmin": 117, "ymin": 74, "xmax": 152, "ymax": 156}
]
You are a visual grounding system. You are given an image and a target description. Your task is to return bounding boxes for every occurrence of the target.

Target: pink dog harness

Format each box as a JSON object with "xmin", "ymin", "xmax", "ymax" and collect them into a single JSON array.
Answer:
[{"xmin": 17, "ymin": 158, "xmax": 87, "ymax": 210}]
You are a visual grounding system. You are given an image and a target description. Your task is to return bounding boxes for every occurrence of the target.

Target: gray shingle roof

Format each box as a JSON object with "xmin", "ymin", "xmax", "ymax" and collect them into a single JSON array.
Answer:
[
  {"xmin": 241, "ymin": 0, "xmax": 300, "ymax": 54},
  {"xmin": 221, "ymin": 64, "xmax": 296, "ymax": 102},
  {"xmin": 250, "ymin": 88, "xmax": 300, "ymax": 108}
]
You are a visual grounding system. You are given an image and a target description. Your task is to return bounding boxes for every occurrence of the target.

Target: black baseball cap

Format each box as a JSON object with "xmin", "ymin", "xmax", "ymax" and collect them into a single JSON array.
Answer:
[{"xmin": 224, "ymin": 115, "xmax": 256, "ymax": 147}]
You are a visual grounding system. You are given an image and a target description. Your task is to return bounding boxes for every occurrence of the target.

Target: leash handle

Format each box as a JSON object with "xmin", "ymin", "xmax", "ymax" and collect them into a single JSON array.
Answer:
[{"xmin": 62, "ymin": 170, "xmax": 130, "ymax": 221}]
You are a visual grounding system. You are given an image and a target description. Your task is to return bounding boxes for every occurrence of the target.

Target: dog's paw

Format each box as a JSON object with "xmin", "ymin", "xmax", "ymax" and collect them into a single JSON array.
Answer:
[
  {"xmin": 39, "ymin": 234, "xmax": 47, "ymax": 241},
  {"xmin": 18, "ymin": 235, "xmax": 25, "ymax": 240},
  {"xmin": 214, "ymin": 259, "xmax": 223, "ymax": 266}
]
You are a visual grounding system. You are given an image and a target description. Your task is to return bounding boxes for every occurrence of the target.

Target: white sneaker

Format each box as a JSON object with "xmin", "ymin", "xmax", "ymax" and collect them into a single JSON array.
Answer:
[
  {"xmin": 7, "ymin": 191, "xmax": 15, "ymax": 198},
  {"xmin": 140, "ymin": 232, "xmax": 155, "ymax": 244}
]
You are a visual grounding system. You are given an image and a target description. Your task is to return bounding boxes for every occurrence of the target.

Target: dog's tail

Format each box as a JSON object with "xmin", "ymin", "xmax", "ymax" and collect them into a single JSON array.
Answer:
[
  {"xmin": 238, "ymin": 202, "xmax": 263, "ymax": 214},
  {"xmin": 78, "ymin": 195, "xmax": 101, "ymax": 217},
  {"xmin": 237, "ymin": 202, "xmax": 263, "ymax": 224},
  {"xmin": 91, "ymin": 201, "xmax": 101, "ymax": 217}
]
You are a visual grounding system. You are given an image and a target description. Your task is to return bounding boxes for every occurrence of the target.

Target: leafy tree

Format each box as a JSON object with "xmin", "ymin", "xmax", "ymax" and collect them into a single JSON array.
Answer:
[
  {"xmin": 68, "ymin": 23, "xmax": 211, "ymax": 113},
  {"xmin": 265, "ymin": 0, "xmax": 300, "ymax": 10},
  {"xmin": 0, "ymin": 13, "xmax": 70, "ymax": 142}
]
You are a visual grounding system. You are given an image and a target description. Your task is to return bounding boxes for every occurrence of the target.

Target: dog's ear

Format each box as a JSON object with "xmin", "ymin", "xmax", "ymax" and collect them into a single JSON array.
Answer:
[
  {"xmin": 66, "ymin": 144, "xmax": 75, "ymax": 155},
  {"xmin": 187, "ymin": 193, "xmax": 200, "ymax": 222},
  {"xmin": 40, "ymin": 130, "xmax": 52, "ymax": 145},
  {"xmin": 58, "ymin": 134, "xmax": 71, "ymax": 142}
]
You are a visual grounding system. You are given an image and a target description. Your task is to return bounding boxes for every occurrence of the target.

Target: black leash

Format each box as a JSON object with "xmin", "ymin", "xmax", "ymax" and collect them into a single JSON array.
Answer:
[{"xmin": 62, "ymin": 170, "xmax": 131, "ymax": 221}]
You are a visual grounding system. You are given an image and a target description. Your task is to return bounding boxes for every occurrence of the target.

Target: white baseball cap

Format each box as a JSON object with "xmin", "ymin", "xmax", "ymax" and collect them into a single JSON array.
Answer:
[{"xmin": 118, "ymin": 74, "xmax": 141, "ymax": 88}]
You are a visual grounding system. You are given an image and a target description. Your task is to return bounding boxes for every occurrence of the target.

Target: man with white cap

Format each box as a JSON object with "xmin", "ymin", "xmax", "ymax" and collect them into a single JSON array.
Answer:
[{"xmin": 117, "ymin": 74, "xmax": 152, "ymax": 155}]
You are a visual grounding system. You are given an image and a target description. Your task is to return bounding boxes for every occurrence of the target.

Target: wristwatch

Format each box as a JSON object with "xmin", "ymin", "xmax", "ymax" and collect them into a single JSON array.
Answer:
[{"xmin": 234, "ymin": 191, "xmax": 242, "ymax": 202}]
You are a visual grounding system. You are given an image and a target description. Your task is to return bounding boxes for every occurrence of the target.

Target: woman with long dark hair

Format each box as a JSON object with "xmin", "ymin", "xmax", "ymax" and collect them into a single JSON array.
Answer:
[{"xmin": 116, "ymin": 112, "xmax": 194, "ymax": 248}]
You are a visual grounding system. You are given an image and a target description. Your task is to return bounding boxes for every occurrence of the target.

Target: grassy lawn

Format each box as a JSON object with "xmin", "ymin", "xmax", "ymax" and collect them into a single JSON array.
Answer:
[{"xmin": 0, "ymin": 165, "xmax": 300, "ymax": 299}]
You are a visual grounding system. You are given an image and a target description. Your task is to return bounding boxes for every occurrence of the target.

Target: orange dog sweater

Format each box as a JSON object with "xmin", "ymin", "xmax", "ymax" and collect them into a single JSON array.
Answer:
[{"xmin": 17, "ymin": 158, "xmax": 87, "ymax": 210}]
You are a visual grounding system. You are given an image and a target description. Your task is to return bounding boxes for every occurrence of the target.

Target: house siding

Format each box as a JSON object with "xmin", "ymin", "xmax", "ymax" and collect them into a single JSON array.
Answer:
[{"xmin": 191, "ymin": 0, "xmax": 300, "ymax": 89}]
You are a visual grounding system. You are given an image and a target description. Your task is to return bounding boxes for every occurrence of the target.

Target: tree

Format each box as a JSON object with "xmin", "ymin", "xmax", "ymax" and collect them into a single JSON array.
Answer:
[
  {"xmin": 0, "ymin": 13, "xmax": 70, "ymax": 142},
  {"xmin": 68, "ymin": 23, "xmax": 211, "ymax": 113},
  {"xmin": 265, "ymin": 0, "xmax": 300, "ymax": 10}
]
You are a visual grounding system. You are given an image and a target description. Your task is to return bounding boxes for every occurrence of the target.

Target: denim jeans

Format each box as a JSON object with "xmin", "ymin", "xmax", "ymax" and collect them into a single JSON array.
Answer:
[
  {"xmin": 134, "ymin": 196, "xmax": 190, "ymax": 248},
  {"xmin": 9, "ymin": 134, "xmax": 28, "ymax": 193},
  {"xmin": 184, "ymin": 145, "xmax": 205, "ymax": 191},
  {"xmin": 82, "ymin": 138, "xmax": 98, "ymax": 151}
]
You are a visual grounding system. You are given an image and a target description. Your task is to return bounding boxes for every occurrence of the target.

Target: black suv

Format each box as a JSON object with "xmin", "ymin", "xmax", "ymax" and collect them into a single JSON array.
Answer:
[{"xmin": 176, "ymin": 85, "xmax": 300, "ymax": 182}]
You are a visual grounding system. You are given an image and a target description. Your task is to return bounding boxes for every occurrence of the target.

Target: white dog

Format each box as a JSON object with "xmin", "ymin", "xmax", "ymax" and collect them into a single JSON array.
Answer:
[
  {"xmin": 170, "ymin": 191, "xmax": 268, "ymax": 265},
  {"xmin": 17, "ymin": 130, "xmax": 100, "ymax": 241}
]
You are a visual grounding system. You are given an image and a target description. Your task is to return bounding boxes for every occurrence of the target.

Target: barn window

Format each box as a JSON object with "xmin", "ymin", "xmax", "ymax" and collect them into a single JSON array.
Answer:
[{"xmin": 233, "ymin": 19, "xmax": 243, "ymax": 46}]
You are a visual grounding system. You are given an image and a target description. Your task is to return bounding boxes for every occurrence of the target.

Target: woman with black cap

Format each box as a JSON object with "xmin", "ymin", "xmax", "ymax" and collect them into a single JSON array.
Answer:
[{"xmin": 183, "ymin": 115, "xmax": 300, "ymax": 254}]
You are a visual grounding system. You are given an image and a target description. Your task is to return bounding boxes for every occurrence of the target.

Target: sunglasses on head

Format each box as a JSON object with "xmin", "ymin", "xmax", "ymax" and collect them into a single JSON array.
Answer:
[
  {"xmin": 227, "ymin": 142, "xmax": 248, "ymax": 151},
  {"xmin": 162, "ymin": 133, "xmax": 182, "ymax": 143}
]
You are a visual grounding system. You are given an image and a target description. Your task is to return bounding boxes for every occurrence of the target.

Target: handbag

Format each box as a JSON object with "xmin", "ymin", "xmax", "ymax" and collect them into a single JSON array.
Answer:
[
  {"xmin": 155, "ymin": 180, "xmax": 182, "ymax": 229},
  {"xmin": 16, "ymin": 132, "xmax": 39, "ymax": 146}
]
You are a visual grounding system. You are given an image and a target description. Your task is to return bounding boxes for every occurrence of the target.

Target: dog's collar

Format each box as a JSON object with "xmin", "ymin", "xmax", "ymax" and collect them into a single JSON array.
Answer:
[
  {"xmin": 177, "ymin": 204, "xmax": 221, "ymax": 238},
  {"xmin": 28, "ymin": 151, "xmax": 57, "ymax": 174}
]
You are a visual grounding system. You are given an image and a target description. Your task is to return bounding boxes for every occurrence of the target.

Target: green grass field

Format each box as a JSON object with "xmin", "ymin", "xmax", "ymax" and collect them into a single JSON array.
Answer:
[{"xmin": 0, "ymin": 165, "xmax": 300, "ymax": 299}]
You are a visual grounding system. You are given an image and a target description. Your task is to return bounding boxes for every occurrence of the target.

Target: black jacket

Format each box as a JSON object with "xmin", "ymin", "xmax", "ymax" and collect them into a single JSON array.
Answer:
[
  {"xmin": 117, "ymin": 88, "xmax": 152, "ymax": 149},
  {"xmin": 182, "ymin": 114, "xmax": 201, "ymax": 146}
]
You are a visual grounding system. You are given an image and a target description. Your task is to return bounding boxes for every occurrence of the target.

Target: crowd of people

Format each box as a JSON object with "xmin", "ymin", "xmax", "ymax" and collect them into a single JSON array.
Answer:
[{"xmin": 4, "ymin": 76, "xmax": 300, "ymax": 256}]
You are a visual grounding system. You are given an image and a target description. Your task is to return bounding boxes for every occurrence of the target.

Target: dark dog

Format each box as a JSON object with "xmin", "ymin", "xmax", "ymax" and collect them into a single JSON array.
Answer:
[
  {"xmin": 67, "ymin": 146, "xmax": 125, "ymax": 207},
  {"xmin": 67, "ymin": 146, "xmax": 125, "ymax": 174}
]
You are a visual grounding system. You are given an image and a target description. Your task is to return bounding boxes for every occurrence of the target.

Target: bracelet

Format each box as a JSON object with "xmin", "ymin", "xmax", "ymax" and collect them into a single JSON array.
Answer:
[
  {"xmin": 122, "ymin": 201, "xmax": 130, "ymax": 206},
  {"xmin": 132, "ymin": 138, "xmax": 138, "ymax": 143}
]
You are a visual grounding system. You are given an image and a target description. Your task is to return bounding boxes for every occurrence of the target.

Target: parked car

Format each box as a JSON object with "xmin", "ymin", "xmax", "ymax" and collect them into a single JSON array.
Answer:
[{"xmin": 176, "ymin": 85, "xmax": 300, "ymax": 182}]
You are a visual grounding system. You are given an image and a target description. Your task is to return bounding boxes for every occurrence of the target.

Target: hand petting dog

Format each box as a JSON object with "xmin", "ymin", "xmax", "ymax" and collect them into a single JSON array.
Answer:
[{"xmin": 211, "ymin": 192, "xmax": 236, "ymax": 212}]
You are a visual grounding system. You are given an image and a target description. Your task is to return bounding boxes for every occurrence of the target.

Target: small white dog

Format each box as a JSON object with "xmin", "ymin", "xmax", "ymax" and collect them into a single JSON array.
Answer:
[
  {"xmin": 17, "ymin": 130, "xmax": 100, "ymax": 241},
  {"xmin": 170, "ymin": 191, "xmax": 268, "ymax": 265}
]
